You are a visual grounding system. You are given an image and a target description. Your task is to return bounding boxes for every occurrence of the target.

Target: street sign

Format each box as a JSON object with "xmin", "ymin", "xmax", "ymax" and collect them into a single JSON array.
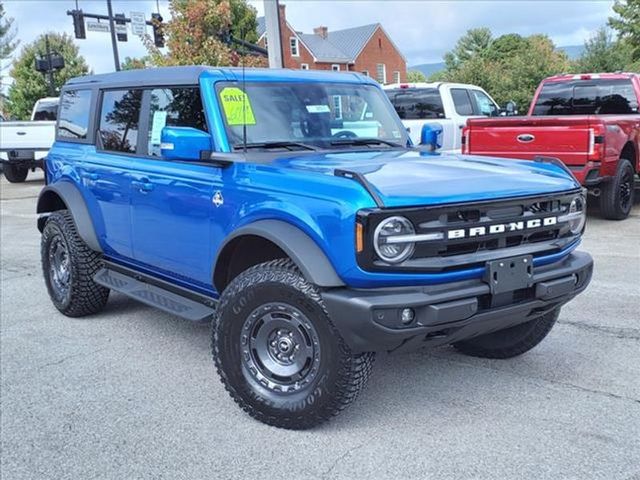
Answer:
[
  {"xmin": 130, "ymin": 11, "xmax": 146, "ymax": 36},
  {"xmin": 86, "ymin": 20, "xmax": 127, "ymax": 35},
  {"xmin": 86, "ymin": 21, "xmax": 110, "ymax": 33}
]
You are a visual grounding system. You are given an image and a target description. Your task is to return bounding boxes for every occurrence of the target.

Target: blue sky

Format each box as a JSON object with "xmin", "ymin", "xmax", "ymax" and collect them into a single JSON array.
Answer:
[{"xmin": 1, "ymin": 0, "xmax": 615, "ymax": 79}]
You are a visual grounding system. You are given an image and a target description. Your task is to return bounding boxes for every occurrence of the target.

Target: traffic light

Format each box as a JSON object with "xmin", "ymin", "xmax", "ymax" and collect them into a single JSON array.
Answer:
[
  {"xmin": 151, "ymin": 13, "xmax": 164, "ymax": 48},
  {"xmin": 71, "ymin": 9, "xmax": 86, "ymax": 39},
  {"xmin": 115, "ymin": 13, "xmax": 127, "ymax": 42}
]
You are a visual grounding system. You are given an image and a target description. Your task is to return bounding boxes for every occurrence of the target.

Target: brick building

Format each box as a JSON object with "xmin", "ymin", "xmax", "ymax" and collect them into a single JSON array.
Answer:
[{"xmin": 257, "ymin": 5, "xmax": 406, "ymax": 84}]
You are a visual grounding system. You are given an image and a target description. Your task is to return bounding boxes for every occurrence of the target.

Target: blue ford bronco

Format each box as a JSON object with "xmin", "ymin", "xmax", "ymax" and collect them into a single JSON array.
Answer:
[{"xmin": 39, "ymin": 66, "xmax": 593, "ymax": 429}]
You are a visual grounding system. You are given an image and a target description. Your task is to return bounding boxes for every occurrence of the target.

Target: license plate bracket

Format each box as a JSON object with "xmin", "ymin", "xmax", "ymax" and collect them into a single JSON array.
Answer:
[{"xmin": 485, "ymin": 255, "xmax": 533, "ymax": 295}]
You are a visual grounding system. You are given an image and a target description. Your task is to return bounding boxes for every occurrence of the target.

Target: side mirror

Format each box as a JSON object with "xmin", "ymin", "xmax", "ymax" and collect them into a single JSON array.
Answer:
[
  {"xmin": 420, "ymin": 123, "xmax": 443, "ymax": 151},
  {"xmin": 504, "ymin": 101, "xmax": 517, "ymax": 116},
  {"xmin": 161, "ymin": 127, "xmax": 212, "ymax": 161}
]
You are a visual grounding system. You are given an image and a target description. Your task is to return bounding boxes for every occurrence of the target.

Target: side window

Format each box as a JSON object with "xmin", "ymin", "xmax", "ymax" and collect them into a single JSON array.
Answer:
[
  {"xmin": 451, "ymin": 88, "xmax": 474, "ymax": 116},
  {"xmin": 99, "ymin": 89, "xmax": 143, "ymax": 153},
  {"xmin": 598, "ymin": 80, "xmax": 639, "ymax": 114},
  {"xmin": 388, "ymin": 88, "xmax": 444, "ymax": 119},
  {"xmin": 58, "ymin": 90, "xmax": 92, "ymax": 140},
  {"xmin": 470, "ymin": 90, "xmax": 497, "ymax": 116},
  {"xmin": 147, "ymin": 87, "xmax": 207, "ymax": 156}
]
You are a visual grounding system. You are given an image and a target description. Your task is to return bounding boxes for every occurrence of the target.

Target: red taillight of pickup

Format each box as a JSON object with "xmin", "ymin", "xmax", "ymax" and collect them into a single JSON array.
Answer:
[
  {"xmin": 461, "ymin": 126, "xmax": 469, "ymax": 154},
  {"xmin": 588, "ymin": 123, "xmax": 606, "ymax": 162}
]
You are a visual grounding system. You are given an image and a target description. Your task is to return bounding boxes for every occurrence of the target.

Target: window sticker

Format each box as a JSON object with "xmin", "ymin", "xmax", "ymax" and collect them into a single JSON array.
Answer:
[
  {"xmin": 306, "ymin": 104, "xmax": 331, "ymax": 113},
  {"xmin": 219, "ymin": 87, "xmax": 256, "ymax": 126},
  {"xmin": 150, "ymin": 110, "xmax": 168, "ymax": 147}
]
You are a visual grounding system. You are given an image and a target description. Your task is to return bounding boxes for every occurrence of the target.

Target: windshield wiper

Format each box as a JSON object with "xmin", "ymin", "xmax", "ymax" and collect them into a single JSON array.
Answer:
[
  {"xmin": 330, "ymin": 138, "xmax": 404, "ymax": 148},
  {"xmin": 233, "ymin": 141, "xmax": 318, "ymax": 151}
]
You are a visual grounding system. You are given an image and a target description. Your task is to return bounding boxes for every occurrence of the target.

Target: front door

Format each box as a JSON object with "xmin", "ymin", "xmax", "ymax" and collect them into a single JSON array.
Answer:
[{"xmin": 128, "ymin": 86, "xmax": 220, "ymax": 290}]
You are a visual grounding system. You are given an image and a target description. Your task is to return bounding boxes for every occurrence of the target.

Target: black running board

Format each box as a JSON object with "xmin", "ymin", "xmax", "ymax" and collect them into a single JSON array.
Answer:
[{"xmin": 94, "ymin": 268, "xmax": 216, "ymax": 322}]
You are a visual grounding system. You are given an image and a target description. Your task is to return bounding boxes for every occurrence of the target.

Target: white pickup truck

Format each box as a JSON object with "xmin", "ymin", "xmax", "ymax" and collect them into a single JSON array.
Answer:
[
  {"xmin": 0, "ymin": 97, "xmax": 58, "ymax": 183},
  {"xmin": 383, "ymin": 82, "xmax": 509, "ymax": 152}
]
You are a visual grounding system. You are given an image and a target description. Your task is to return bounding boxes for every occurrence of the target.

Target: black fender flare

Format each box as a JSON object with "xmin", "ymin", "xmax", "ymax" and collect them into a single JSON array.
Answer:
[
  {"xmin": 215, "ymin": 220, "xmax": 345, "ymax": 288},
  {"xmin": 37, "ymin": 182, "xmax": 102, "ymax": 252}
]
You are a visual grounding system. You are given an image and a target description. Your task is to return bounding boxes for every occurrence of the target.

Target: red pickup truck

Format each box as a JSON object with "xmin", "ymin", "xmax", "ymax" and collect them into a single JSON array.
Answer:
[{"xmin": 463, "ymin": 73, "xmax": 640, "ymax": 219}]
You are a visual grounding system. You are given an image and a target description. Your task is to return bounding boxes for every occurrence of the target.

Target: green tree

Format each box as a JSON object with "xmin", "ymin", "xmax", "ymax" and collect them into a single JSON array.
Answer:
[
  {"xmin": 1, "ymin": 0, "xmax": 19, "ymax": 114},
  {"xmin": 574, "ymin": 27, "xmax": 633, "ymax": 73},
  {"xmin": 444, "ymin": 27, "xmax": 493, "ymax": 69},
  {"xmin": 609, "ymin": 0, "xmax": 640, "ymax": 60},
  {"xmin": 0, "ymin": 0, "xmax": 18, "ymax": 62},
  {"xmin": 121, "ymin": 56, "xmax": 150, "ymax": 70},
  {"xmin": 437, "ymin": 29, "xmax": 569, "ymax": 108},
  {"xmin": 145, "ymin": 0, "xmax": 266, "ymax": 67},
  {"xmin": 7, "ymin": 33, "xmax": 89, "ymax": 119},
  {"xmin": 407, "ymin": 70, "xmax": 427, "ymax": 83}
]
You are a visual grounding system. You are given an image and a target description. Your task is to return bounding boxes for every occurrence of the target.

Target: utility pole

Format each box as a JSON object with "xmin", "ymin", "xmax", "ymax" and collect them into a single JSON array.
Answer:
[
  {"xmin": 106, "ymin": 0, "xmax": 121, "ymax": 71},
  {"xmin": 263, "ymin": 0, "xmax": 283, "ymax": 68},
  {"xmin": 35, "ymin": 35, "xmax": 65, "ymax": 96},
  {"xmin": 44, "ymin": 35, "xmax": 55, "ymax": 96}
]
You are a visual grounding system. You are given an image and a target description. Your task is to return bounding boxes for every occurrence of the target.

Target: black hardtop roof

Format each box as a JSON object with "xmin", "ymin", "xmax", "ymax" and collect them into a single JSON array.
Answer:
[{"xmin": 65, "ymin": 66, "xmax": 213, "ymax": 88}]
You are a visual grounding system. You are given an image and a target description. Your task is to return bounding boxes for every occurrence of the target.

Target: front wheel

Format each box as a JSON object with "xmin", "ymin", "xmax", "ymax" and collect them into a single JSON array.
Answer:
[
  {"xmin": 212, "ymin": 259, "xmax": 375, "ymax": 429},
  {"xmin": 3, "ymin": 164, "xmax": 28, "ymax": 183},
  {"xmin": 452, "ymin": 308, "xmax": 560, "ymax": 359}
]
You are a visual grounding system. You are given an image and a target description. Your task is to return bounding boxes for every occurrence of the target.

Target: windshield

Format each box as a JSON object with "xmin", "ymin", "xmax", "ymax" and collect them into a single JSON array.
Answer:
[{"xmin": 216, "ymin": 81, "xmax": 408, "ymax": 150}]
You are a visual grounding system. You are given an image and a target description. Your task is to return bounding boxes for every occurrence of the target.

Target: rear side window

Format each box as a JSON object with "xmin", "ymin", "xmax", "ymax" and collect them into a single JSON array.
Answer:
[
  {"xmin": 147, "ymin": 87, "xmax": 207, "ymax": 156},
  {"xmin": 387, "ymin": 88, "xmax": 444, "ymax": 119},
  {"xmin": 58, "ymin": 90, "xmax": 92, "ymax": 140},
  {"xmin": 33, "ymin": 102, "xmax": 59, "ymax": 121},
  {"xmin": 451, "ymin": 88, "xmax": 474, "ymax": 116},
  {"xmin": 532, "ymin": 79, "xmax": 639, "ymax": 115},
  {"xmin": 99, "ymin": 89, "xmax": 143, "ymax": 153}
]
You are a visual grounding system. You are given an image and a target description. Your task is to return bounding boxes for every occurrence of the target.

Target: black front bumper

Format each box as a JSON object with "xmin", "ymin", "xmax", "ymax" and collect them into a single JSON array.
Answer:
[{"xmin": 322, "ymin": 251, "xmax": 593, "ymax": 353}]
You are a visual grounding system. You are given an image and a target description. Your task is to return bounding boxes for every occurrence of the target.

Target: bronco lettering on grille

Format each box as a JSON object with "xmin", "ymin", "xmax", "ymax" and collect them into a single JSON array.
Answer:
[{"xmin": 447, "ymin": 216, "xmax": 557, "ymax": 240}]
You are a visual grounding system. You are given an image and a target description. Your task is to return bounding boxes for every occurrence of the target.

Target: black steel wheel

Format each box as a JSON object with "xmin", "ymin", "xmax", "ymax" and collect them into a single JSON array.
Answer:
[
  {"xmin": 41, "ymin": 210, "xmax": 110, "ymax": 317},
  {"xmin": 213, "ymin": 259, "xmax": 375, "ymax": 430},
  {"xmin": 241, "ymin": 302, "xmax": 321, "ymax": 394},
  {"xmin": 600, "ymin": 158, "xmax": 635, "ymax": 220}
]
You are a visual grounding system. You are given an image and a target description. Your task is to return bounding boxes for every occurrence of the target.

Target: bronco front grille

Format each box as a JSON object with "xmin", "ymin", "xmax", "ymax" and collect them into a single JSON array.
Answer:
[{"xmin": 356, "ymin": 190, "xmax": 583, "ymax": 273}]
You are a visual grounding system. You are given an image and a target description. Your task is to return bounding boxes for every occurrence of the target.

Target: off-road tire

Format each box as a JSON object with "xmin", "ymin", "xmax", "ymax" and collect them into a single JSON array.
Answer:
[
  {"xmin": 452, "ymin": 308, "xmax": 560, "ymax": 359},
  {"xmin": 41, "ymin": 210, "xmax": 109, "ymax": 317},
  {"xmin": 3, "ymin": 164, "xmax": 28, "ymax": 183},
  {"xmin": 212, "ymin": 259, "xmax": 375, "ymax": 430},
  {"xmin": 600, "ymin": 158, "xmax": 635, "ymax": 220}
]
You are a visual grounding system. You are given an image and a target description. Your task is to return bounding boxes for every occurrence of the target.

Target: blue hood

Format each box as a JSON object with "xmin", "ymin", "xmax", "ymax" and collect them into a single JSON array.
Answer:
[{"xmin": 277, "ymin": 150, "xmax": 580, "ymax": 208}]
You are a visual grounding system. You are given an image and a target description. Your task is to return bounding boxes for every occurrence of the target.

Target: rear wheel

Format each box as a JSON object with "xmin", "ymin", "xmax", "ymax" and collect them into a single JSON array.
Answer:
[
  {"xmin": 41, "ymin": 210, "xmax": 110, "ymax": 317},
  {"xmin": 452, "ymin": 308, "xmax": 560, "ymax": 359},
  {"xmin": 600, "ymin": 158, "xmax": 635, "ymax": 220},
  {"xmin": 212, "ymin": 259, "xmax": 375, "ymax": 429},
  {"xmin": 3, "ymin": 164, "xmax": 28, "ymax": 183}
]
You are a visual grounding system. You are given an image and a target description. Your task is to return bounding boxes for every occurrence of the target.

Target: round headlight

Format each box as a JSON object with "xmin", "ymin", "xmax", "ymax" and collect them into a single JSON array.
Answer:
[
  {"xmin": 567, "ymin": 196, "xmax": 586, "ymax": 234},
  {"xmin": 373, "ymin": 216, "xmax": 415, "ymax": 264}
]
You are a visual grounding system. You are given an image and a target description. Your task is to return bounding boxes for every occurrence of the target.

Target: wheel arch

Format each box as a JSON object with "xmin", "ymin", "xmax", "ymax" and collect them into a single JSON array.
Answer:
[
  {"xmin": 620, "ymin": 141, "xmax": 637, "ymax": 172},
  {"xmin": 213, "ymin": 220, "xmax": 345, "ymax": 293},
  {"xmin": 37, "ymin": 182, "xmax": 102, "ymax": 252}
]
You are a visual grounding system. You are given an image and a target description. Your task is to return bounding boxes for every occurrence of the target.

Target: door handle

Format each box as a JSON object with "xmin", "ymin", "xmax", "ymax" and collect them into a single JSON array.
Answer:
[
  {"xmin": 132, "ymin": 178, "xmax": 154, "ymax": 192},
  {"xmin": 82, "ymin": 172, "xmax": 99, "ymax": 181}
]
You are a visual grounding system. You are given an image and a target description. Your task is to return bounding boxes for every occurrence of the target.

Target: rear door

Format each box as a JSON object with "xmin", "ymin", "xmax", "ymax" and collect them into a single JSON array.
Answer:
[
  {"xmin": 83, "ymin": 88, "xmax": 143, "ymax": 258},
  {"xmin": 128, "ymin": 86, "xmax": 219, "ymax": 289}
]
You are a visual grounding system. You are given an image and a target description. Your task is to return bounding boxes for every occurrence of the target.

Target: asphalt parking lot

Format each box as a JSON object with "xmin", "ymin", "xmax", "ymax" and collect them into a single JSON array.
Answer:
[{"xmin": 1, "ymin": 171, "xmax": 639, "ymax": 480}]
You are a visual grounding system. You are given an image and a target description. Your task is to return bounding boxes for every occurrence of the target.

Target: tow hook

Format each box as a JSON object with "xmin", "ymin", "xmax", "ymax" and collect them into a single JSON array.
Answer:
[{"xmin": 588, "ymin": 188, "xmax": 601, "ymax": 197}]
